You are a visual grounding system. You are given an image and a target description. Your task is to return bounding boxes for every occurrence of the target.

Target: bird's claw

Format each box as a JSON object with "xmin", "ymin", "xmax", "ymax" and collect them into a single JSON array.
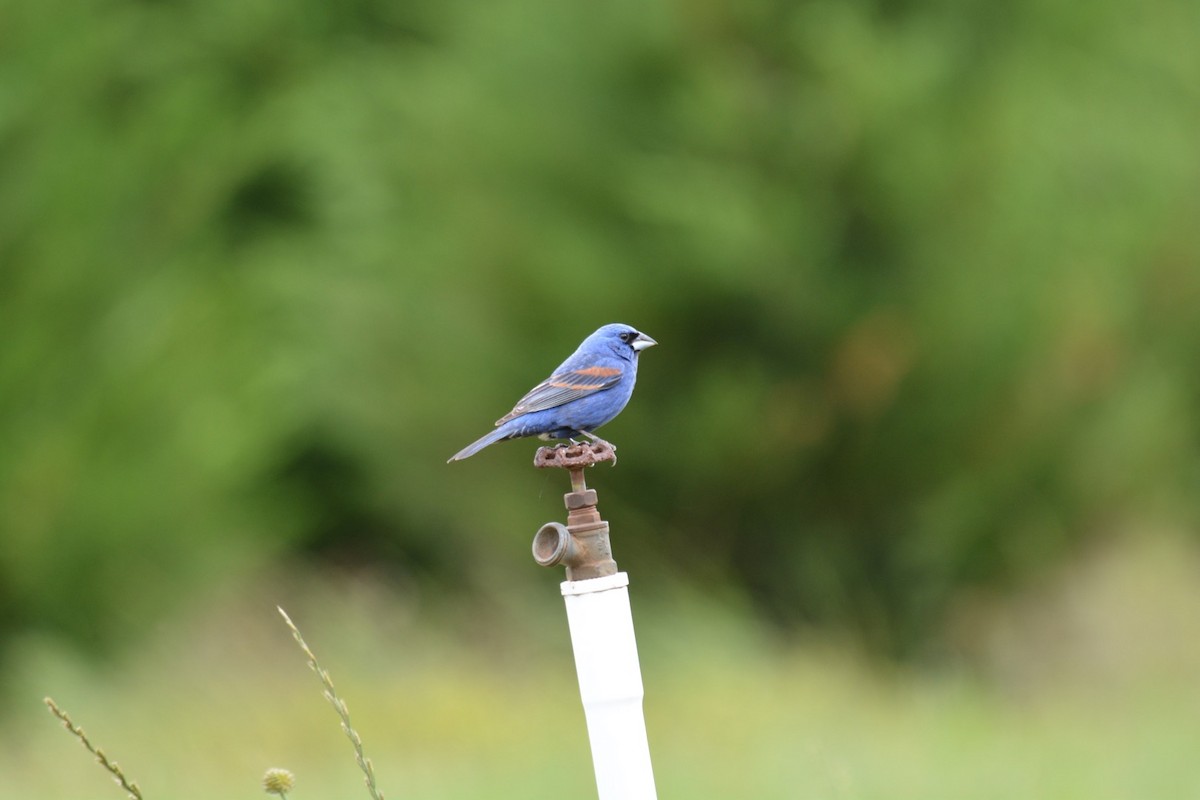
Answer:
[
  {"xmin": 585, "ymin": 436, "xmax": 616, "ymax": 465},
  {"xmin": 580, "ymin": 432, "xmax": 617, "ymax": 454}
]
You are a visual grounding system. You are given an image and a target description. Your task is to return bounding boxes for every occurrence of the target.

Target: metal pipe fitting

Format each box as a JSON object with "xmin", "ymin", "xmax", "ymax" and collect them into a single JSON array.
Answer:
[
  {"xmin": 533, "ymin": 518, "xmax": 617, "ymax": 581},
  {"xmin": 531, "ymin": 459, "xmax": 619, "ymax": 580},
  {"xmin": 533, "ymin": 522, "xmax": 576, "ymax": 568},
  {"xmin": 535, "ymin": 441, "xmax": 624, "ymax": 578}
]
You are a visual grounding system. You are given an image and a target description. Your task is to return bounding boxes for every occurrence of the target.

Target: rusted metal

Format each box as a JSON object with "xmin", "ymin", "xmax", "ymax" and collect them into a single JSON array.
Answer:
[
  {"xmin": 533, "ymin": 440, "xmax": 617, "ymax": 469},
  {"xmin": 532, "ymin": 443, "xmax": 619, "ymax": 581},
  {"xmin": 532, "ymin": 522, "xmax": 576, "ymax": 568}
]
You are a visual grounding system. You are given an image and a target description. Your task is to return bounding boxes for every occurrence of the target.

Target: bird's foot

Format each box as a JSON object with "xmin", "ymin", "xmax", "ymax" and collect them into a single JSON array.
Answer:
[
  {"xmin": 579, "ymin": 431, "xmax": 613, "ymax": 447},
  {"xmin": 580, "ymin": 432, "xmax": 617, "ymax": 465}
]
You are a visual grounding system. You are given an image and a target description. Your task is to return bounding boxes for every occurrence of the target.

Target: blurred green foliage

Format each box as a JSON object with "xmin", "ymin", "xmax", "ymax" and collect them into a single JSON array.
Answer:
[
  {"xmin": 2, "ymin": 0, "xmax": 1199, "ymax": 660},
  {"xmin": 8, "ymin": 539, "xmax": 1200, "ymax": 799}
]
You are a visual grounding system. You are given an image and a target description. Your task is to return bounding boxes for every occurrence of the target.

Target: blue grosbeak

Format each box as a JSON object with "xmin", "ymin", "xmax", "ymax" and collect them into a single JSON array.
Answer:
[{"xmin": 448, "ymin": 323, "xmax": 657, "ymax": 462}]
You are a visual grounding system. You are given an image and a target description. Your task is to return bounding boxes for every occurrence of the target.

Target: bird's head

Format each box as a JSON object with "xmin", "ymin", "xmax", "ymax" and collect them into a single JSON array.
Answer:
[{"xmin": 590, "ymin": 323, "xmax": 657, "ymax": 359}]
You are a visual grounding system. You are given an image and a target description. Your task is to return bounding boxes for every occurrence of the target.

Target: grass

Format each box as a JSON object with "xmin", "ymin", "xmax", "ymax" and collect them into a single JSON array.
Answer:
[
  {"xmin": 277, "ymin": 606, "xmax": 384, "ymax": 800},
  {"xmin": 6, "ymin": 534, "xmax": 1200, "ymax": 799},
  {"xmin": 42, "ymin": 697, "xmax": 143, "ymax": 800}
]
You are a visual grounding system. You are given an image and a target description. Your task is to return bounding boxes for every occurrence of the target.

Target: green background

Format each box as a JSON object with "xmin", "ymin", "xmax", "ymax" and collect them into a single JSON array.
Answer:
[{"xmin": 3, "ymin": 0, "xmax": 1199, "ymax": 796}]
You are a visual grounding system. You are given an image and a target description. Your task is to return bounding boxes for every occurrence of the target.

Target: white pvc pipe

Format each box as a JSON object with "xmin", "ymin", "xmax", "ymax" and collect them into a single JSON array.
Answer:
[{"xmin": 561, "ymin": 572, "xmax": 658, "ymax": 800}]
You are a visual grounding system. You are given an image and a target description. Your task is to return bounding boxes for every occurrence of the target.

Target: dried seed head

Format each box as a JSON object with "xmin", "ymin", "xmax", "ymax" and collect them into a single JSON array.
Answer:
[{"xmin": 263, "ymin": 768, "xmax": 295, "ymax": 795}]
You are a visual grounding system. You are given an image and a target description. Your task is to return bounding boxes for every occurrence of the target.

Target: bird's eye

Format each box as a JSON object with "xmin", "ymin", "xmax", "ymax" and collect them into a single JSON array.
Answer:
[{"xmin": 620, "ymin": 331, "xmax": 634, "ymax": 343}]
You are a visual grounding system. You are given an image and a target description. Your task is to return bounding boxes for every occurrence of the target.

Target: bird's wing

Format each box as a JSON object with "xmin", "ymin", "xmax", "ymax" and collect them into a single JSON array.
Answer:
[{"xmin": 494, "ymin": 364, "xmax": 623, "ymax": 426}]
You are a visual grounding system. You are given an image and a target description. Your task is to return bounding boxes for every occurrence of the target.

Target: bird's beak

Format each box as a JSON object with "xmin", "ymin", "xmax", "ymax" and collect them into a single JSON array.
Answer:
[{"xmin": 631, "ymin": 333, "xmax": 658, "ymax": 351}]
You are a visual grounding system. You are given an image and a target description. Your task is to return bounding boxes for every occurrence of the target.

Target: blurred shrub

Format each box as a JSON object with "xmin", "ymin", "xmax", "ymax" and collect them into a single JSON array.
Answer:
[{"xmin": 1, "ymin": 0, "xmax": 1198, "ymax": 658}]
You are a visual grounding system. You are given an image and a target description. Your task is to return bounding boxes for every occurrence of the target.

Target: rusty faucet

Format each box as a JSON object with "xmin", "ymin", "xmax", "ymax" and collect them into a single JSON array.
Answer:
[
  {"xmin": 528, "ymin": 439, "xmax": 657, "ymax": 800},
  {"xmin": 531, "ymin": 441, "xmax": 618, "ymax": 580}
]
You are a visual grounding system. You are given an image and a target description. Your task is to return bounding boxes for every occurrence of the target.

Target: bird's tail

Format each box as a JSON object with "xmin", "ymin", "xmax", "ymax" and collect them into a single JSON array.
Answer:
[{"xmin": 447, "ymin": 426, "xmax": 510, "ymax": 463}]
